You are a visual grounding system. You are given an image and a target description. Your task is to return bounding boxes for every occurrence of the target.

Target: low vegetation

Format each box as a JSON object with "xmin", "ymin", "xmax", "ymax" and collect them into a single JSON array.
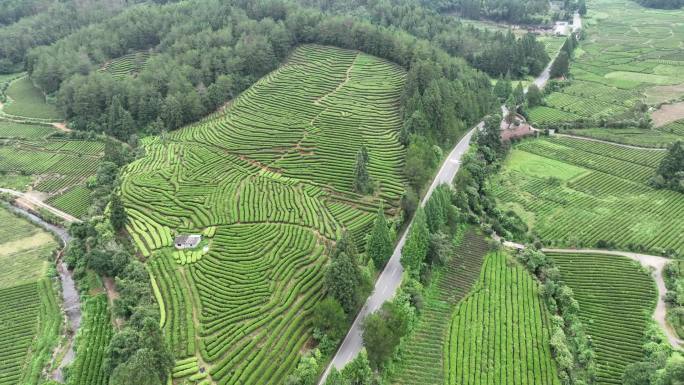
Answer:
[
  {"xmin": 491, "ymin": 137, "xmax": 684, "ymax": 256},
  {"xmin": 548, "ymin": 252, "xmax": 657, "ymax": 385},
  {"xmin": 0, "ymin": 206, "xmax": 60, "ymax": 385}
]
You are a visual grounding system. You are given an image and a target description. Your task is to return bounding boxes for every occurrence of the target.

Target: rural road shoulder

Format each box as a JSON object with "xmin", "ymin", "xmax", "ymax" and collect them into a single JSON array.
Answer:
[{"xmin": 317, "ymin": 126, "xmax": 478, "ymax": 384}]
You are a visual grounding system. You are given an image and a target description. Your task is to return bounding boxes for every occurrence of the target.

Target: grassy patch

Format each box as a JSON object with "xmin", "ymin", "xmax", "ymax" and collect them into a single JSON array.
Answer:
[
  {"xmin": 4, "ymin": 77, "xmax": 62, "ymax": 120},
  {"xmin": 506, "ymin": 149, "xmax": 589, "ymax": 180},
  {"xmin": 491, "ymin": 137, "xmax": 684, "ymax": 255}
]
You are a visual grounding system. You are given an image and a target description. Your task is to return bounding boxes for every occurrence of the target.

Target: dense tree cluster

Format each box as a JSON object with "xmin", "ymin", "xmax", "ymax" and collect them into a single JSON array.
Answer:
[
  {"xmin": 0, "ymin": 0, "xmax": 48, "ymax": 27},
  {"xmin": 24, "ymin": 0, "xmax": 501, "ymax": 142},
  {"xmin": 650, "ymin": 141, "xmax": 684, "ymax": 193},
  {"xmin": 0, "ymin": 0, "xmax": 144, "ymax": 73},
  {"xmin": 430, "ymin": 0, "xmax": 550, "ymax": 23},
  {"xmin": 550, "ymin": 35, "xmax": 577, "ymax": 79}
]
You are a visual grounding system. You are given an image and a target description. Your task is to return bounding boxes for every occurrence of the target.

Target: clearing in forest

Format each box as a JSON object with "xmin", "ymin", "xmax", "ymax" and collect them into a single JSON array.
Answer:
[
  {"xmin": 444, "ymin": 251, "xmax": 560, "ymax": 385},
  {"xmin": 0, "ymin": 206, "xmax": 61, "ymax": 385},
  {"xmin": 548, "ymin": 252, "xmax": 657, "ymax": 385},
  {"xmin": 527, "ymin": 0, "xmax": 684, "ymax": 126},
  {"xmin": 100, "ymin": 51, "xmax": 152, "ymax": 80},
  {"xmin": 120, "ymin": 45, "xmax": 406, "ymax": 384},
  {"xmin": 3, "ymin": 76, "xmax": 63, "ymax": 121},
  {"xmin": 491, "ymin": 136, "xmax": 684, "ymax": 255}
]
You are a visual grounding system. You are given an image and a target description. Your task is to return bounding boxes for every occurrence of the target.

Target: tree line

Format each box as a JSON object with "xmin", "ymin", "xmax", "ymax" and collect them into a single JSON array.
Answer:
[
  {"xmin": 0, "ymin": 0, "xmax": 152, "ymax": 74},
  {"xmin": 634, "ymin": 0, "xmax": 683, "ymax": 8}
]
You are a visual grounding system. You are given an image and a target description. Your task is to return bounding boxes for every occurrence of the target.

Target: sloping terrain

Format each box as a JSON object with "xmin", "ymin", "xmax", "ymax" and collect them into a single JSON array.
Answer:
[{"xmin": 120, "ymin": 45, "xmax": 406, "ymax": 384}]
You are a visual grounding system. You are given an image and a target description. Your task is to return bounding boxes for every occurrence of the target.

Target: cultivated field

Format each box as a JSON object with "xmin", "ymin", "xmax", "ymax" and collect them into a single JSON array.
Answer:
[
  {"xmin": 101, "ymin": 51, "xmax": 151, "ymax": 80},
  {"xmin": 120, "ymin": 45, "xmax": 406, "ymax": 384},
  {"xmin": 67, "ymin": 294, "xmax": 113, "ymax": 385},
  {"xmin": 392, "ymin": 229, "xmax": 490, "ymax": 385},
  {"xmin": 444, "ymin": 251, "xmax": 560, "ymax": 385},
  {"xmin": 491, "ymin": 137, "xmax": 684, "ymax": 255},
  {"xmin": 527, "ymin": 0, "xmax": 684, "ymax": 125},
  {"xmin": 0, "ymin": 206, "xmax": 61, "ymax": 385},
  {"xmin": 0, "ymin": 120, "xmax": 55, "ymax": 139},
  {"xmin": 0, "ymin": 138, "xmax": 103, "ymax": 216},
  {"xmin": 3, "ymin": 76, "xmax": 62, "ymax": 121},
  {"xmin": 564, "ymin": 127, "xmax": 683, "ymax": 148},
  {"xmin": 549, "ymin": 252, "xmax": 657, "ymax": 385}
]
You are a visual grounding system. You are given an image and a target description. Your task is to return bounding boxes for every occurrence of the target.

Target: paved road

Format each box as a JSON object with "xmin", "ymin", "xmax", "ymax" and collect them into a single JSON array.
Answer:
[
  {"xmin": 0, "ymin": 187, "xmax": 81, "ymax": 223},
  {"xmin": 317, "ymin": 126, "xmax": 479, "ymax": 384},
  {"xmin": 318, "ymin": 15, "xmax": 578, "ymax": 382}
]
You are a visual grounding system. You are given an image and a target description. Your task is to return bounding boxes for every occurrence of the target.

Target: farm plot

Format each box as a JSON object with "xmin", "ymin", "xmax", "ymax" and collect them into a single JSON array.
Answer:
[
  {"xmin": 527, "ymin": 0, "xmax": 684, "ymax": 126},
  {"xmin": 0, "ymin": 121, "xmax": 55, "ymax": 139},
  {"xmin": 0, "ymin": 206, "xmax": 61, "ymax": 385},
  {"xmin": 120, "ymin": 45, "xmax": 406, "ymax": 384},
  {"xmin": 548, "ymin": 252, "xmax": 657, "ymax": 384},
  {"xmin": 100, "ymin": 51, "xmax": 151, "ymax": 80},
  {"xmin": 564, "ymin": 127, "xmax": 684, "ymax": 148},
  {"xmin": 0, "ymin": 139, "xmax": 103, "ymax": 213},
  {"xmin": 444, "ymin": 251, "xmax": 560, "ymax": 385},
  {"xmin": 491, "ymin": 137, "xmax": 684, "ymax": 255},
  {"xmin": 392, "ymin": 229, "xmax": 490, "ymax": 385},
  {"xmin": 3, "ymin": 76, "xmax": 62, "ymax": 121},
  {"xmin": 67, "ymin": 295, "xmax": 113, "ymax": 385}
]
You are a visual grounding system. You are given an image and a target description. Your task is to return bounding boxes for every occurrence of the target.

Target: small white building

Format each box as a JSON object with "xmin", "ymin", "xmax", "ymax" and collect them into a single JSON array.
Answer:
[{"xmin": 174, "ymin": 234, "xmax": 202, "ymax": 249}]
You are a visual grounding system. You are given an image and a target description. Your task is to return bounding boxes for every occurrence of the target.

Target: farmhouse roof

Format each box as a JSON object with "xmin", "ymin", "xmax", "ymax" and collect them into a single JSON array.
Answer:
[{"xmin": 174, "ymin": 234, "xmax": 201, "ymax": 247}]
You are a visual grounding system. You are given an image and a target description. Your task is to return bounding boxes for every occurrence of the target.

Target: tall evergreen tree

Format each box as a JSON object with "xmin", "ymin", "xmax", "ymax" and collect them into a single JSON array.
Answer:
[
  {"xmin": 353, "ymin": 145, "xmax": 373, "ymax": 194},
  {"xmin": 400, "ymin": 208, "xmax": 429, "ymax": 277},
  {"xmin": 513, "ymin": 82, "xmax": 525, "ymax": 106},
  {"xmin": 366, "ymin": 207, "xmax": 393, "ymax": 268},
  {"xmin": 550, "ymin": 51, "xmax": 570, "ymax": 78},
  {"xmin": 110, "ymin": 194, "xmax": 127, "ymax": 231},
  {"xmin": 526, "ymin": 84, "xmax": 543, "ymax": 107},
  {"xmin": 324, "ymin": 252, "xmax": 363, "ymax": 315}
]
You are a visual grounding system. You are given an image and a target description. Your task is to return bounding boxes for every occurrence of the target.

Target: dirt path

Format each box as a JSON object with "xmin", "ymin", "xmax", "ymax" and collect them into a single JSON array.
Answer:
[
  {"xmin": 496, "ymin": 233, "xmax": 683, "ymax": 349},
  {"xmin": 52, "ymin": 122, "xmax": 71, "ymax": 132},
  {"xmin": 543, "ymin": 248, "xmax": 683, "ymax": 348},
  {"xmin": 103, "ymin": 277, "xmax": 124, "ymax": 329},
  {"xmin": 0, "ymin": 188, "xmax": 81, "ymax": 223}
]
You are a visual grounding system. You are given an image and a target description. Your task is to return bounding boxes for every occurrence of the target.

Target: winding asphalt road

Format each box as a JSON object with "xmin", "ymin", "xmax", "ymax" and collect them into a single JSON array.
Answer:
[
  {"xmin": 317, "ymin": 126, "xmax": 479, "ymax": 383},
  {"xmin": 318, "ymin": 14, "xmax": 582, "ymax": 383}
]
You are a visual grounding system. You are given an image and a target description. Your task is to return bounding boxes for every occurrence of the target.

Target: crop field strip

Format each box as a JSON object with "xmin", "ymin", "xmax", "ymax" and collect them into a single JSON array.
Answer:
[
  {"xmin": 548, "ymin": 252, "xmax": 657, "ymax": 384},
  {"xmin": 0, "ymin": 206, "xmax": 61, "ymax": 385},
  {"xmin": 444, "ymin": 252, "xmax": 560, "ymax": 385},
  {"xmin": 0, "ymin": 120, "xmax": 55, "ymax": 139},
  {"xmin": 67, "ymin": 295, "xmax": 113, "ymax": 385},
  {"xmin": 0, "ymin": 138, "xmax": 103, "ymax": 215},
  {"xmin": 492, "ymin": 137, "xmax": 684, "ymax": 254},
  {"xmin": 564, "ymin": 127, "xmax": 684, "ymax": 148},
  {"xmin": 527, "ymin": 0, "xmax": 684, "ymax": 125},
  {"xmin": 100, "ymin": 51, "xmax": 152, "ymax": 80},
  {"xmin": 392, "ymin": 229, "xmax": 489, "ymax": 385},
  {"xmin": 120, "ymin": 45, "xmax": 406, "ymax": 384}
]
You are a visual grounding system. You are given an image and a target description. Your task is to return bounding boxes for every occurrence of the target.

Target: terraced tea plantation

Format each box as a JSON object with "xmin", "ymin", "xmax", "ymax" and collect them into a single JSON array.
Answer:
[
  {"xmin": 392, "ymin": 229, "xmax": 489, "ymax": 385},
  {"xmin": 565, "ymin": 127, "xmax": 684, "ymax": 148},
  {"xmin": 120, "ymin": 45, "xmax": 406, "ymax": 384},
  {"xmin": 100, "ymin": 51, "xmax": 151, "ymax": 80},
  {"xmin": 527, "ymin": 0, "xmax": 684, "ymax": 125},
  {"xmin": 0, "ymin": 138, "xmax": 104, "ymax": 217},
  {"xmin": 491, "ymin": 136, "xmax": 684, "ymax": 255},
  {"xmin": 548, "ymin": 252, "xmax": 657, "ymax": 384},
  {"xmin": 0, "ymin": 206, "xmax": 61, "ymax": 385},
  {"xmin": 67, "ymin": 294, "xmax": 113, "ymax": 385},
  {"xmin": 444, "ymin": 252, "xmax": 560, "ymax": 385}
]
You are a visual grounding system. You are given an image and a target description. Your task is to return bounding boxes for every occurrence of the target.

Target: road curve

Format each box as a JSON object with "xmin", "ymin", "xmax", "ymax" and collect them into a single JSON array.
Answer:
[
  {"xmin": 0, "ymin": 188, "xmax": 81, "ymax": 223},
  {"xmin": 318, "ymin": 18, "xmax": 577, "ymax": 381},
  {"xmin": 317, "ymin": 126, "xmax": 479, "ymax": 384}
]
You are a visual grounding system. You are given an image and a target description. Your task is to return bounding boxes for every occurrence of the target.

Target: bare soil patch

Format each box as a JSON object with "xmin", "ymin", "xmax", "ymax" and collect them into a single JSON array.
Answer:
[
  {"xmin": 652, "ymin": 101, "xmax": 684, "ymax": 127},
  {"xmin": 645, "ymin": 83, "xmax": 684, "ymax": 105}
]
